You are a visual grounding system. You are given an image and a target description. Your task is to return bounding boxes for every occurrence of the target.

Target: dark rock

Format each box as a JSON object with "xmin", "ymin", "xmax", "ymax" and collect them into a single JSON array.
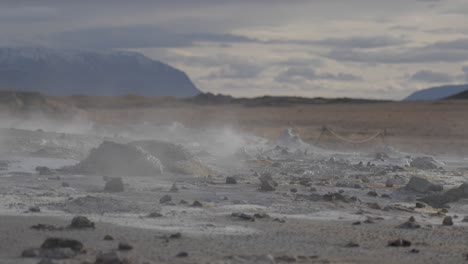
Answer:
[
  {"xmin": 410, "ymin": 157, "xmax": 443, "ymax": 170},
  {"xmin": 323, "ymin": 192, "xmax": 357, "ymax": 203},
  {"xmin": 70, "ymin": 216, "xmax": 95, "ymax": 229},
  {"xmin": 271, "ymin": 162, "xmax": 281, "ymax": 167},
  {"xmin": 41, "ymin": 238, "xmax": 84, "ymax": 252},
  {"xmin": 179, "ymin": 200, "xmax": 189, "ymax": 205},
  {"xmin": 232, "ymin": 212, "xmax": 255, "ymax": 221},
  {"xmin": 226, "ymin": 176, "xmax": 237, "ymax": 184},
  {"xmin": 176, "ymin": 252, "xmax": 188, "ymax": 258},
  {"xmin": 103, "ymin": 235, "xmax": 114, "ymax": 241},
  {"xmin": 415, "ymin": 202, "xmax": 426, "ymax": 208},
  {"xmin": 462, "ymin": 216, "xmax": 468, "ymax": 222},
  {"xmin": 398, "ymin": 216, "xmax": 421, "ymax": 229},
  {"xmin": 442, "ymin": 216, "xmax": 453, "ymax": 226},
  {"xmin": 410, "ymin": 249, "xmax": 420, "ymax": 254},
  {"xmin": 118, "ymin": 242, "xmax": 133, "ymax": 251},
  {"xmin": 290, "ymin": 188, "xmax": 298, "ymax": 193},
  {"xmin": 29, "ymin": 206, "xmax": 41, "ymax": 213},
  {"xmin": 191, "ymin": 200, "xmax": 203, "ymax": 207},
  {"xmin": 170, "ymin": 232, "xmax": 182, "ymax": 239},
  {"xmin": 31, "ymin": 224, "xmax": 63, "ymax": 231},
  {"xmin": 352, "ymin": 221, "xmax": 362, "ymax": 225},
  {"xmin": 104, "ymin": 177, "xmax": 124, "ymax": 192},
  {"xmin": 345, "ymin": 241, "xmax": 360, "ymax": 248},
  {"xmin": 259, "ymin": 174, "xmax": 278, "ymax": 192},
  {"xmin": 406, "ymin": 176, "xmax": 443, "ymax": 193},
  {"xmin": 367, "ymin": 202, "xmax": 382, "ymax": 210},
  {"xmin": 160, "ymin": 195, "xmax": 172, "ymax": 204},
  {"xmin": 385, "ymin": 179, "xmax": 394, "ymax": 188},
  {"xmin": 254, "ymin": 213, "xmax": 270, "ymax": 219},
  {"xmin": 419, "ymin": 183, "xmax": 468, "ymax": 208},
  {"xmin": 95, "ymin": 251, "xmax": 130, "ymax": 264},
  {"xmin": 388, "ymin": 239, "xmax": 412, "ymax": 247},
  {"xmin": 367, "ymin": 191, "xmax": 378, "ymax": 197},
  {"xmin": 62, "ymin": 182, "xmax": 70, "ymax": 187},
  {"xmin": 36, "ymin": 166, "xmax": 53, "ymax": 175},
  {"xmin": 169, "ymin": 184, "xmax": 179, "ymax": 192},
  {"xmin": 147, "ymin": 212, "xmax": 163, "ymax": 218},
  {"xmin": 37, "ymin": 259, "xmax": 57, "ymax": 264},
  {"xmin": 274, "ymin": 255, "xmax": 297, "ymax": 262}
]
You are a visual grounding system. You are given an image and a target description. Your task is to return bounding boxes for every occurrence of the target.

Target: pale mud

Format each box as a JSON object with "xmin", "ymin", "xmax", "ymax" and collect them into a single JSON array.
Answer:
[{"xmin": 0, "ymin": 123, "xmax": 468, "ymax": 263}]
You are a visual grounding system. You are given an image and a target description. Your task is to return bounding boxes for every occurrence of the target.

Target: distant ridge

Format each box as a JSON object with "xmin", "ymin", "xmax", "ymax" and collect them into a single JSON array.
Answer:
[
  {"xmin": 0, "ymin": 47, "xmax": 200, "ymax": 97},
  {"xmin": 446, "ymin": 89, "xmax": 468, "ymax": 100},
  {"xmin": 404, "ymin": 84, "xmax": 468, "ymax": 101}
]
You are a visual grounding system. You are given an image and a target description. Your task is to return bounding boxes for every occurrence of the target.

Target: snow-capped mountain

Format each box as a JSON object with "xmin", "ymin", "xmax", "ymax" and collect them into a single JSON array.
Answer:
[{"xmin": 0, "ymin": 47, "xmax": 200, "ymax": 97}]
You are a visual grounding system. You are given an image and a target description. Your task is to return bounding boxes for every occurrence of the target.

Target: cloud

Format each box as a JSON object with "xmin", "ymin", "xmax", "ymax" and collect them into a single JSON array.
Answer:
[
  {"xmin": 275, "ymin": 66, "xmax": 362, "ymax": 83},
  {"xmin": 311, "ymin": 36, "xmax": 407, "ymax": 49},
  {"xmin": 203, "ymin": 62, "xmax": 264, "ymax": 79},
  {"xmin": 463, "ymin": 65, "xmax": 468, "ymax": 81},
  {"xmin": 45, "ymin": 25, "xmax": 260, "ymax": 49},
  {"xmin": 408, "ymin": 70, "xmax": 454, "ymax": 83},
  {"xmin": 327, "ymin": 45, "xmax": 468, "ymax": 64}
]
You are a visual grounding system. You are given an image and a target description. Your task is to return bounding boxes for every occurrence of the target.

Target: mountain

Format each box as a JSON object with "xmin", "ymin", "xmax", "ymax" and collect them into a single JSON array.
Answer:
[
  {"xmin": 404, "ymin": 84, "xmax": 468, "ymax": 101},
  {"xmin": 0, "ymin": 47, "xmax": 200, "ymax": 97},
  {"xmin": 446, "ymin": 89, "xmax": 468, "ymax": 99}
]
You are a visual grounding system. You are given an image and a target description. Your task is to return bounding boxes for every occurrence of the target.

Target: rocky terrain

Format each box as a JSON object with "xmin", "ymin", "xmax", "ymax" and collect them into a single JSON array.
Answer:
[{"xmin": 0, "ymin": 112, "xmax": 468, "ymax": 263}]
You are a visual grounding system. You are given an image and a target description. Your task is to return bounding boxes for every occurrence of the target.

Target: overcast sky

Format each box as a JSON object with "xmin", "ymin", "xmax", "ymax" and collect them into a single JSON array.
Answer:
[{"xmin": 2, "ymin": 0, "xmax": 468, "ymax": 99}]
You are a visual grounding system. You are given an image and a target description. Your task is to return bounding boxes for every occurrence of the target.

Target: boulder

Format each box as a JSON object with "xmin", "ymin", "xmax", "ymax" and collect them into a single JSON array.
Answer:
[
  {"xmin": 405, "ymin": 176, "xmax": 443, "ymax": 193},
  {"xmin": 69, "ymin": 216, "xmax": 95, "ymax": 229},
  {"xmin": 104, "ymin": 177, "xmax": 124, "ymax": 192},
  {"xmin": 410, "ymin": 157, "xmax": 444, "ymax": 170},
  {"xmin": 420, "ymin": 183, "xmax": 468, "ymax": 208}
]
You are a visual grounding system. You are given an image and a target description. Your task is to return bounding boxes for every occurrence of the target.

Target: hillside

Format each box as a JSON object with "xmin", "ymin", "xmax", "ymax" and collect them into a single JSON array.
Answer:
[
  {"xmin": 447, "ymin": 89, "xmax": 468, "ymax": 99},
  {"xmin": 404, "ymin": 84, "xmax": 468, "ymax": 101},
  {"xmin": 0, "ymin": 47, "xmax": 200, "ymax": 97}
]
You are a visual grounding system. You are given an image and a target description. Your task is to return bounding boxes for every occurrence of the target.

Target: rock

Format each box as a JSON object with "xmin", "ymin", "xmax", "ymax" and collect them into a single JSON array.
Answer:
[
  {"xmin": 176, "ymin": 252, "xmax": 189, "ymax": 258},
  {"xmin": 323, "ymin": 192, "xmax": 357, "ymax": 203},
  {"xmin": 398, "ymin": 216, "xmax": 421, "ymax": 229},
  {"xmin": 95, "ymin": 251, "xmax": 130, "ymax": 264},
  {"xmin": 147, "ymin": 212, "xmax": 163, "ymax": 218},
  {"xmin": 160, "ymin": 195, "xmax": 172, "ymax": 204},
  {"xmin": 169, "ymin": 184, "xmax": 179, "ymax": 192},
  {"xmin": 415, "ymin": 202, "xmax": 427, "ymax": 208},
  {"xmin": 367, "ymin": 191, "xmax": 378, "ymax": 197},
  {"xmin": 388, "ymin": 239, "xmax": 412, "ymax": 247},
  {"xmin": 70, "ymin": 216, "xmax": 95, "ymax": 229},
  {"xmin": 104, "ymin": 177, "xmax": 124, "ymax": 192},
  {"xmin": 462, "ymin": 216, "xmax": 468, "ymax": 222},
  {"xmin": 232, "ymin": 212, "xmax": 255, "ymax": 221},
  {"xmin": 29, "ymin": 206, "xmax": 41, "ymax": 213},
  {"xmin": 226, "ymin": 176, "xmax": 237, "ymax": 184},
  {"xmin": 191, "ymin": 200, "xmax": 203, "ymax": 207},
  {"xmin": 405, "ymin": 176, "xmax": 443, "ymax": 193},
  {"xmin": 62, "ymin": 182, "xmax": 70, "ymax": 187},
  {"xmin": 274, "ymin": 255, "xmax": 297, "ymax": 262},
  {"xmin": 410, "ymin": 157, "xmax": 444, "ymax": 170},
  {"xmin": 103, "ymin": 235, "xmax": 114, "ymax": 241},
  {"xmin": 31, "ymin": 224, "xmax": 63, "ymax": 231},
  {"xmin": 367, "ymin": 202, "xmax": 382, "ymax": 210},
  {"xmin": 419, "ymin": 183, "xmax": 468, "ymax": 208},
  {"xmin": 259, "ymin": 173, "xmax": 278, "ymax": 192},
  {"xmin": 36, "ymin": 166, "xmax": 53, "ymax": 175},
  {"xmin": 345, "ymin": 241, "xmax": 360, "ymax": 248},
  {"xmin": 410, "ymin": 249, "xmax": 420, "ymax": 254},
  {"xmin": 442, "ymin": 216, "xmax": 454, "ymax": 226},
  {"xmin": 290, "ymin": 188, "xmax": 298, "ymax": 193},
  {"xmin": 118, "ymin": 242, "xmax": 133, "ymax": 251},
  {"xmin": 271, "ymin": 162, "xmax": 281, "ymax": 168},
  {"xmin": 385, "ymin": 179, "xmax": 394, "ymax": 188},
  {"xmin": 41, "ymin": 238, "xmax": 83, "ymax": 252},
  {"xmin": 37, "ymin": 259, "xmax": 57, "ymax": 264}
]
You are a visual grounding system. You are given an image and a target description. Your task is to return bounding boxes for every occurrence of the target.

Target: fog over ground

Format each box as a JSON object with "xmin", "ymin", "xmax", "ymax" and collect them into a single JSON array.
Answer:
[{"xmin": 1, "ymin": 0, "xmax": 468, "ymax": 99}]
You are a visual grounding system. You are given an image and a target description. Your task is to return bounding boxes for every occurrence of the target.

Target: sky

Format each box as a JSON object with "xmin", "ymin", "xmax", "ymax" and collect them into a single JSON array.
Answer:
[{"xmin": 1, "ymin": 0, "xmax": 468, "ymax": 99}]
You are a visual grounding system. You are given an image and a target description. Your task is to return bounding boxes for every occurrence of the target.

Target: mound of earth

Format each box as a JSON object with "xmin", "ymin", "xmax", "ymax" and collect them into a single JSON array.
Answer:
[
  {"xmin": 67, "ymin": 141, "xmax": 163, "ymax": 177},
  {"xmin": 65, "ymin": 140, "xmax": 215, "ymax": 177}
]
